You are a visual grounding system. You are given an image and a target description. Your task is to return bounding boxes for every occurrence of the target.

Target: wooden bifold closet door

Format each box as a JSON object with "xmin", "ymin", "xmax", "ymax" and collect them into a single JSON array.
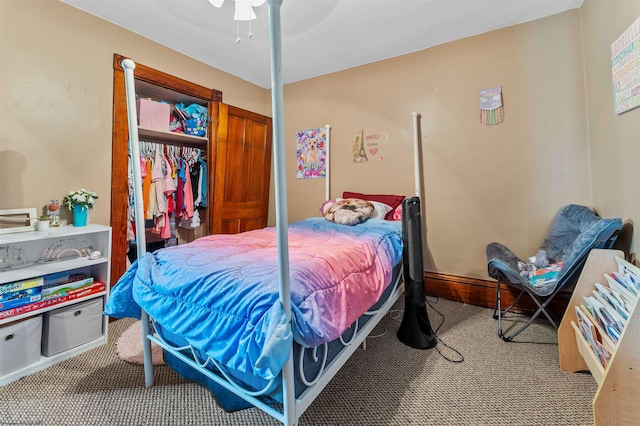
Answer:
[
  {"xmin": 213, "ymin": 104, "xmax": 272, "ymax": 234},
  {"xmin": 111, "ymin": 54, "xmax": 272, "ymax": 283}
]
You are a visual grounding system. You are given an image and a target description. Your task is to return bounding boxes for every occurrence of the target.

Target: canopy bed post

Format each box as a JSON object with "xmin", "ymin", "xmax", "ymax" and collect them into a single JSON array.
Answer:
[
  {"xmin": 411, "ymin": 112, "xmax": 423, "ymax": 200},
  {"xmin": 411, "ymin": 112, "xmax": 427, "ymax": 265},
  {"xmin": 121, "ymin": 58, "xmax": 154, "ymax": 388},
  {"xmin": 264, "ymin": 1, "xmax": 296, "ymax": 424},
  {"xmin": 116, "ymin": 0, "xmax": 427, "ymax": 420},
  {"xmin": 325, "ymin": 124, "xmax": 331, "ymax": 201}
]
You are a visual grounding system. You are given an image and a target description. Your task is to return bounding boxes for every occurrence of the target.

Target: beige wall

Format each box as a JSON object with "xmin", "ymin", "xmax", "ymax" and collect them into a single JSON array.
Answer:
[
  {"xmin": 580, "ymin": 0, "xmax": 640, "ymax": 260},
  {"xmin": 284, "ymin": 10, "xmax": 594, "ymax": 278},
  {"xmin": 1, "ymin": 1, "xmax": 637, "ymax": 282},
  {"xmin": 0, "ymin": 0, "xmax": 270, "ymax": 226}
]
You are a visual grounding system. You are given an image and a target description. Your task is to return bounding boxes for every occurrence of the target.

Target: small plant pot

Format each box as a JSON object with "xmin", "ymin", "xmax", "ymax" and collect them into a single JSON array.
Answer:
[{"xmin": 36, "ymin": 220, "xmax": 50, "ymax": 232}]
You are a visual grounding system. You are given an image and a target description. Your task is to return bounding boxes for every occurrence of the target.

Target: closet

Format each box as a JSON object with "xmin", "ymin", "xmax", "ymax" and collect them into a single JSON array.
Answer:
[{"xmin": 111, "ymin": 54, "xmax": 272, "ymax": 283}]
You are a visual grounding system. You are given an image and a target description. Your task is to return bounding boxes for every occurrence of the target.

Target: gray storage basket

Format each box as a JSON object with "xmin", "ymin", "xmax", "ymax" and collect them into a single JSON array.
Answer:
[
  {"xmin": 0, "ymin": 315, "xmax": 42, "ymax": 375},
  {"xmin": 42, "ymin": 298, "xmax": 103, "ymax": 356}
]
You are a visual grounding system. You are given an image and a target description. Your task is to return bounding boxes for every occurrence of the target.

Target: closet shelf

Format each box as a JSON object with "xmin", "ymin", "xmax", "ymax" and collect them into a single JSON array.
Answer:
[{"xmin": 138, "ymin": 126, "xmax": 207, "ymax": 147}]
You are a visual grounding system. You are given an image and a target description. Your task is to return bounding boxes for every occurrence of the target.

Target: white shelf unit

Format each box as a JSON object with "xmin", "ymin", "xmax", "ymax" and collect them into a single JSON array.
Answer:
[
  {"xmin": 558, "ymin": 249, "xmax": 640, "ymax": 425},
  {"xmin": 0, "ymin": 224, "xmax": 111, "ymax": 386}
]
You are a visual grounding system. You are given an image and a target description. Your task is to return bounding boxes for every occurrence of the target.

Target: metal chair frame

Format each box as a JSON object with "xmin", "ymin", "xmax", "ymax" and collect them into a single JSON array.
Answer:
[{"xmin": 493, "ymin": 277, "xmax": 565, "ymax": 342}]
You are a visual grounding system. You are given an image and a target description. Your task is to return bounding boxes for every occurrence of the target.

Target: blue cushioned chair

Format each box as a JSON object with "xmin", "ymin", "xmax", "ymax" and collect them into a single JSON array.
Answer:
[{"xmin": 486, "ymin": 204, "xmax": 622, "ymax": 342}]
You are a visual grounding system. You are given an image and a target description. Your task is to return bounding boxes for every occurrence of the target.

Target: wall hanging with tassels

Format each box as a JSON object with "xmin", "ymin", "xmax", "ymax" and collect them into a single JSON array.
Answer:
[{"xmin": 479, "ymin": 86, "xmax": 504, "ymax": 126}]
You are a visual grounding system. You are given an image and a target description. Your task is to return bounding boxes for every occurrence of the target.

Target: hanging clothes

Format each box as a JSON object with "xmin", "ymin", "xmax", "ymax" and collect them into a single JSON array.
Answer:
[
  {"xmin": 127, "ymin": 142, "xmax": 207, "ymax": 242},
  {"xmin": 181, "ymin": 158, "xmax": 195, "ymax": 220},
  {"xmin": 142, "ymin": 158, "xmax": 152, "ymax": 219},
  {"xmin": 153, "ymin": 150, "xmax": 167, "ymax": 216},
  {"xmin": 198, "ymin": 158, "xmax": 207, "ymax": 207}
]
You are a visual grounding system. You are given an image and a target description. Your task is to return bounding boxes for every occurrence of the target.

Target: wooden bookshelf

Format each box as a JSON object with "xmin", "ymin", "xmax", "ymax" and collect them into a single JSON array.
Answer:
[{"xmin": 558, "ymin": 249, "xmax": 640, "ymax": 425}]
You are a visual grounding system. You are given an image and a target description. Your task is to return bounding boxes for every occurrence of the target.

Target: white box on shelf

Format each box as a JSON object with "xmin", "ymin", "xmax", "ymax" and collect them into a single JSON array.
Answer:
[
  {"xmin": 0, "ymin": 315, "xmax": 42, "ymax": 375},
  {"xmin": 42, "ymin": 298, "xmax": 103, "ymax": 357}
]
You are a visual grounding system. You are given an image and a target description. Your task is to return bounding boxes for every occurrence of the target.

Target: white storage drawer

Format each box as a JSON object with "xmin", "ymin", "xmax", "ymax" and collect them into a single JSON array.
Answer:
[
  {"xmin": 0, "ymin": 315, "xmax": 42, "ymax": 375},
  {"xmin": 42, "ymin": 298, "xmax": 103, "ymax": 356}
]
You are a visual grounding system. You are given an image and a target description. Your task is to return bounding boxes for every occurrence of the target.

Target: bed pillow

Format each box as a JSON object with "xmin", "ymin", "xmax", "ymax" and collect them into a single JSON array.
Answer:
[
  {"xmin": 327, "ymin": 198, "xmax": 391, "ymax": 220},
  {"xmin": 368, "ymin": 200, "xmax": 393, "ymax": 220},
  {"xmin": 392, "ymin": 205, "xmax": 403, "ymax": 221},
  {"xmin": 342, "ymin": 192, "xmax": 405, "ymax": 220},
  {"xmin": 323, "ymin": 198, "xmax": 374, "ymax": 225}
]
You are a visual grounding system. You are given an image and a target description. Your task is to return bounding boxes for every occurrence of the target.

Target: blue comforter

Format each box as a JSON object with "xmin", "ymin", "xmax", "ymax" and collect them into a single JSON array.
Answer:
[{"xmin": 105, "ymin": 218, "xmax": 402, "ymax": 381}]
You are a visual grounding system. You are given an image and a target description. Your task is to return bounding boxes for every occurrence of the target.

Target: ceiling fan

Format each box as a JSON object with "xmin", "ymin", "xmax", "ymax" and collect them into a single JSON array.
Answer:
[
  {"xmin": 208, "ymin": 0, "xmax": 266, "ymax": 42},
  {"xmin": 208, "ymin": 0, "xmax": 266, "ymax": 21}
]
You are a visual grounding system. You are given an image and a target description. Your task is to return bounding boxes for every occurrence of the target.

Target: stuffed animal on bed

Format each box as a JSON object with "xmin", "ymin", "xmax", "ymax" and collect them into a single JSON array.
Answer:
[{"xmin": 322, "ymin": 198, "xmax": 374, "ymax": 225}]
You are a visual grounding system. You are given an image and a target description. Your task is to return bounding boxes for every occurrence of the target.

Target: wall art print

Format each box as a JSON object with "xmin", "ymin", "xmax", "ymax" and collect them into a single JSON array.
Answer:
[
  {"xmin": 611, "ymin": 16, "xmax": 640, "ymax": 115},
  {"xmin": 296, "ymin": 128, "xmax": 327, "ymax": 179},
  {"xmin": 352, "ymin": 128, "xmax": 390, "ymax": 163}
]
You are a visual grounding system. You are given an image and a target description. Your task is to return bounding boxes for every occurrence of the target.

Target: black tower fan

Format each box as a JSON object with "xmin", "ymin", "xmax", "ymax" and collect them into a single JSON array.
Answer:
[{"xmin": 397, "ymin": 197, "xmax": 437, "ymax": 349}]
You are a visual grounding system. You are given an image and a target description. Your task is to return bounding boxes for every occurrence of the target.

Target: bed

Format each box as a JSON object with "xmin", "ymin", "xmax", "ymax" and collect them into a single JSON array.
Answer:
[
  {"xmin": 106, "ymin": 216, "xmax": 405, "ymax": 412},
  {"xmin": 110, "ymin": 7, "xmax": 427, "ymax": 422}
]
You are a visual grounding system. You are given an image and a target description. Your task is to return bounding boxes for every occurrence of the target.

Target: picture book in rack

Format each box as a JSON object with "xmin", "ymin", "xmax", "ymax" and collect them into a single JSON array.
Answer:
[{"xmin": 574, "ymin": 256, "xmax": 640, "ymax": 369}]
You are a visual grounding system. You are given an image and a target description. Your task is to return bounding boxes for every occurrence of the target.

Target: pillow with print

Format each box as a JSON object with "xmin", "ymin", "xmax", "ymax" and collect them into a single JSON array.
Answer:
[{"xmin": 342, "ymin": 192, "xmax": 405, "ymax": 220}]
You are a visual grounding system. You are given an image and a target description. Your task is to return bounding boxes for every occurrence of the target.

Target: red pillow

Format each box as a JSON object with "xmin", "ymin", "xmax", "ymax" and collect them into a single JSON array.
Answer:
[{"xmin": 342, "ymin": 192, "xmax": 405, "ymax": 220}]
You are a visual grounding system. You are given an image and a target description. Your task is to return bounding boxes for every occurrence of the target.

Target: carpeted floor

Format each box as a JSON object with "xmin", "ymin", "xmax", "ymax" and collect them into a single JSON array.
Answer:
[{"xmin": 0, "ymin": 298, "xmax": 597, "ymax": 425}]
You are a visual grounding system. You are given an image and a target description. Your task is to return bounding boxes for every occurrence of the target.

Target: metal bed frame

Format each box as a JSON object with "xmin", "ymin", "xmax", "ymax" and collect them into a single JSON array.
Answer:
[{"xmin": 120, "ymin": 2, "xmax": 427, "ymax": 424}]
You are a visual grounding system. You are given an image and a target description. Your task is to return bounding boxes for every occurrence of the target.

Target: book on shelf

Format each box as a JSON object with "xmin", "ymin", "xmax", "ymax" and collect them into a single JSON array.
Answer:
[
  {"xmin": 604, "ymin": 273, "xmax": 637, "ymax": 302},
  {"xmin": 584, "ymin": 294, "xmax": 622, "ymax": 343},
  {"xmin": 42, "ymin": 269, "xmax": 92, "ymax": 287},
  {"xmin": 0, "ymin": 281, "xmax": 105, "ymax": 321},
  {"xmin": 0, "ymin": 286, "xmax": 42, "ymax": 311},
  {"xmin": 0, "ymin": 277, "xmax": 43, "ymax": 296},
  {"xmin": 0, "ymin": 278, "xmax": 44, "ymax": 312},
  {"xmin": 595, "ymin": 340, "xmax": 611, "ymax": 368},
  {"xmin": 614, "ymin": 256, "xmax": 640, "ymax": 293},
  {"xmin": 595, "ymin": 283, "xmax": 629, "ymax": 322},
  {"xmin": 594, "ymin": 282, "xmax": 629, "ymax": 320},
  {"xmin": 575, "ymin": 306, "xmax": 598, "ymax": 352},
  {"xmin": 574, "ymin": 304, "xmax": 613, "ymax": 369},
  {"xmin": 42, "ymin": 276, "xmax": 94, "ymax": 299}
]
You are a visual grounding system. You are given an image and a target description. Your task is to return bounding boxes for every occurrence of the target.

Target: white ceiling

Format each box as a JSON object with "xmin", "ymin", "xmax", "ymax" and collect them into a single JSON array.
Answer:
[{"xmin": 60, "ymin": 0, "xmax": 583, "ymax": 89}]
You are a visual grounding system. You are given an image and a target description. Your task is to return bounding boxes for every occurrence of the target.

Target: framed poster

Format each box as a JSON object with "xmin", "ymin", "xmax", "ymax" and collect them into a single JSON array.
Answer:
[
  {"xmin": 296, "ymin": 128, "xmax": 327, "ymax": 179},
  {"xmin": 611, "ymin": 17, "xmax": 640, "ymax": 115}
]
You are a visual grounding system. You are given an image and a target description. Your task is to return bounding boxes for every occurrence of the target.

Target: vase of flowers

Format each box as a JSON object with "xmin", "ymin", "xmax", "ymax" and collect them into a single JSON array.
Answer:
[{"xmin": 63, "ymin": 188, "xmax": 98, "ymax": 227}]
